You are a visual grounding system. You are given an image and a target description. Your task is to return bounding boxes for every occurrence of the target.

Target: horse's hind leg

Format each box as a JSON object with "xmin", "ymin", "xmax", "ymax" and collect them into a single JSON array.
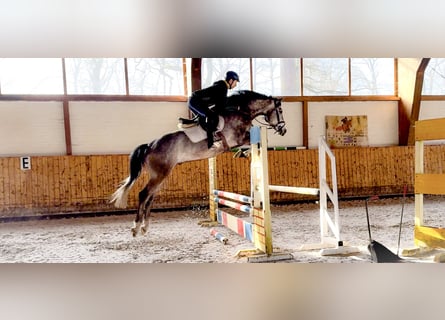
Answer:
[
  {"xmin": 132, "ymin": 173, "xmax": 167, "ymax": 236},
  {"xmin": 140, "ymin": 194, "xmax": 155, "ymax": 235},
  {"xmin": 131, "ymin": 187, "xmax": 149, "ymax": 237}
]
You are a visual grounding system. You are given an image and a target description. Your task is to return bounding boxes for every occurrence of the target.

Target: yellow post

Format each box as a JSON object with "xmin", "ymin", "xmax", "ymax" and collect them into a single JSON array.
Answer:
[
  {"xmin": 250, "ymin": 126, "xmax": 273, "ymax": 255},
  {"xmin": 260, "ymin": 126, "xmax": 273, "ymax": 255},
  {"xmin": 414, "ymin": 140, "xmax": 424, "ymax": 227},
  {"xmin": 208, "ymin": 157, "xmax": 218, "ymax": 223},
  {"xmin": 409, "ymin": 118, "xmax": 445, "ymax": 254}
]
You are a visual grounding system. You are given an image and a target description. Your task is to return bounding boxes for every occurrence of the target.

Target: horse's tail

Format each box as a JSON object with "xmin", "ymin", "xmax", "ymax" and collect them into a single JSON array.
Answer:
[{"xmin": 110, "ymin": 142, "xmax": 152, "ymax": 208}]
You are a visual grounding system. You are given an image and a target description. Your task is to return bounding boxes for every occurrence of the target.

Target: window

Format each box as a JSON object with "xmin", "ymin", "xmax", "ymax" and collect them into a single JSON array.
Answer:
[
  {"xmin": 423, "ymin": 58, "xmax": 445, "ymax": 95},
  {"xmin": 0, "ymin": 57, "xmax": 397, "ymax": 97},
  {"xmin": 127, "ymin": 58, "xmax": 184, "ymax": 95},
  {"xmin": 201, "ymin": 58, "xmax": 251, "ymax": 91},
  {"xmin": 303, "ymin": 58, "xmax": 348, "ymax": 96},
  {"xmin": 351, "ymin": 58, "xmax": 394, "ymax": 95},
  {"xmin": 0, "ymin": 58, "xmax": 64, "ymax": 94},
  {"xmin": 252, "ymin": 58, "xmax": 300, "ymax": 96},
  {"xmin": 65, "ymin": 58, "xmax": 125, "ymax": 94}
]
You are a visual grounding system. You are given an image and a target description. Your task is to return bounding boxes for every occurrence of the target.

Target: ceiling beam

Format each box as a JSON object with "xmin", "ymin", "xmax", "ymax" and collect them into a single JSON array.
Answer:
[
  {"xmin": 397, "ymin": 58, "xmax": 430, "ymax": 146},
  {"xmin": 407, "ymin": 58, "xmax": 430, "ymax": 145},
  {"xmin": 191, "ymin": 58, "xmax": 202, "ymax": 92}
]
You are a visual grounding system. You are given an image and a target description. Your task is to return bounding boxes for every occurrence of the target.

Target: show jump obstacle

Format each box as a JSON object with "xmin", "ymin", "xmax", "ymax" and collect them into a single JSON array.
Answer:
[
  {"xmin": 208, "ymin": 126, "xmax": 293, "ymax": 262},
  {"xmin": 298, "ymin": 136, "xmax": 359, "ymax": 256},
  {"xmin": 412, "ymin": 118, "xmax": 445, "ymax": 250},
  {"xmin": 206, "ymin": 126, "xmax": 358, "ymax": 261}
]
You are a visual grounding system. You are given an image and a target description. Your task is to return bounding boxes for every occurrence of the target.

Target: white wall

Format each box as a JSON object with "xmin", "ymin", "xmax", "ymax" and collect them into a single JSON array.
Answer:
[
  {"xmin": 0, "ymin": 101, "xmax": 66, "ymax": 156},
  {"xmin": 69, "ymin": 101, "xmax": 304, "ymax": 153},
  {"xmin": 267, "ymin": 101, "xmax": 303, "ymax": 148},
  {"xmin": 69, "ymin": 101, "xmax": 189, "ymax": 155},
  {"xmin": 419, "ymin": 101, "xmax": 445, "ymax": 120},
  {"xmin": 307, "ymin": 101, "xmax": 399, "ymax": 148},
  {"xmin": 0, "ymin": 99, "xmax": 402, "ymax": 156}
]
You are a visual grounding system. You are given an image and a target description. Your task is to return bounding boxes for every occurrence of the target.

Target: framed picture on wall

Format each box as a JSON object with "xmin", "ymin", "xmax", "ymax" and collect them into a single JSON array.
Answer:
[{"xmin": 325, "ymin": 115, "xmax": 368, "ymax": 148}]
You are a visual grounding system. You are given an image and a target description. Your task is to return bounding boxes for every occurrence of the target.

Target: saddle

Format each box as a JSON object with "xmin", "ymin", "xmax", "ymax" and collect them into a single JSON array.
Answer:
[{"xmin": 177, "ymin": 115, "xmax": 225, "ymax": 143}]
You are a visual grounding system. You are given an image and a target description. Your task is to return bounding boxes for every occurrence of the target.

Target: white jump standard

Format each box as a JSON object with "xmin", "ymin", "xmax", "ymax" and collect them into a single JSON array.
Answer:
[
  {"xmin": 296, "ymin": 136, "xmax": 359, "ymax": 256},
  {"xmin": 266, "ymin": 135, "xmax": 358, "ymax": 256}
]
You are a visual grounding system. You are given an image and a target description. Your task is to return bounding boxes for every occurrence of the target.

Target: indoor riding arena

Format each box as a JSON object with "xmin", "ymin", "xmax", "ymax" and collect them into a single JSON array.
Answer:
[{"xmin": 1, "ymin": 58, "xmax": 445, "ymax": 263}]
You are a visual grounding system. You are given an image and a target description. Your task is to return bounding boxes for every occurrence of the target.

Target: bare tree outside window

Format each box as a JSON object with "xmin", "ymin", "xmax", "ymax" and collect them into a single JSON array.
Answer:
[
  {"xmin": 351, "ymin": 58, "xmax": 394, "ymax": 95},
  {"xmin": 201, "ymin": 58, "xmax": 251, "ymax": 92},
  {"xmin": 423, "ymin": 58, "xmax": 445, "ymax": 95},
  {"xmin": 127, "ymin": 58, "xmax": 184, "ymax": 95},
  {"xmin": 253, "ymin": 58, "xmax": 300, "ymax": 96},
  {"xmin": 65, "ymin": 58, "xmax": 125, "ymax": 94},
  {"xmin": 303, "ymin": 58, "xmax": 348, "ymax": 96},
  {"xmin": 0, "ymin": 57, "xmax": 397, "ymax": 97}
]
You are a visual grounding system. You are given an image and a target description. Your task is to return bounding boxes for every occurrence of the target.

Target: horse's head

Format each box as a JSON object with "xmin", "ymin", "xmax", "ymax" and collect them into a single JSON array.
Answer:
[
  {"xmin": 264, "ymin": 97, "xmax": 287, "ymax": 136},
  {"xmin": 228, "ymin": 90, "xmax": 287, "ymax": 136}
]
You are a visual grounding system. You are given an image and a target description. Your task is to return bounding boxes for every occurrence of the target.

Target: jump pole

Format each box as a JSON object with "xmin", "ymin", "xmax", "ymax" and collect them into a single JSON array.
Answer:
[
  {"xmin": 208, "ymin": 126, "xmax": 293, "ymax": 262},
  {"xmin": 401, "ymin": 118, "xmax": 445, "ymax": 262}
]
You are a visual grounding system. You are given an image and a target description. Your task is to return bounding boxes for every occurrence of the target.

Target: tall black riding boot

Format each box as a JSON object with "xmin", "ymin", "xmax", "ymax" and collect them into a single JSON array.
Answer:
[
  {"xmin": 207, "ymin": 128, "xmax": 214, "ymax": 148},
  {"xmin": 206, "ymin": 113, "xmax": 218, "ymax": 149}
]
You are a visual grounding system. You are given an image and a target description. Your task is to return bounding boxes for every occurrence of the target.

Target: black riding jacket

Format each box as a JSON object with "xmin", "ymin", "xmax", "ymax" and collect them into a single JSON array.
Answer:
[{"xmin": 189, "ymin": 80, "xmax": 229, "ymax": 114}]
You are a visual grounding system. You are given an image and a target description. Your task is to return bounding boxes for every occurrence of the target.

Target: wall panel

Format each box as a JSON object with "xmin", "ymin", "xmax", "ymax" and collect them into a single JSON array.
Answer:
[
  {"xmin": 69, "ymin": 101, "xmax": 189, "ymax": 155},
  {"xmin": 308, "ymin": 101, "xmax": 399, "ymax": 148},
  {"xmin": 0, "ymin": 101, "xmax": 66, "ymax": 156}
]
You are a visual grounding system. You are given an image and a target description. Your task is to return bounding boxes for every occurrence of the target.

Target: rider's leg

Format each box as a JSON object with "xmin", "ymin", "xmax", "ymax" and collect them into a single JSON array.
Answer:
[
  {"xmin": 206, "ymin": 111, "xmax": 220, "ymax": 148},
  {"xmin": 188, "ymin": 101, "xmax": 220, "ymax": 148},
  {"xmin": 188, "ymin": 99, "xmax": 207, "ymax": 119}
]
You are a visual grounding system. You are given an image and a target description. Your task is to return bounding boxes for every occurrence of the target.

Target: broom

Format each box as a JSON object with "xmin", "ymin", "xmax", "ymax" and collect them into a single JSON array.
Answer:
[{"xmin": 397, "ymin": 185, "xmax": 408, "ymax": 256}]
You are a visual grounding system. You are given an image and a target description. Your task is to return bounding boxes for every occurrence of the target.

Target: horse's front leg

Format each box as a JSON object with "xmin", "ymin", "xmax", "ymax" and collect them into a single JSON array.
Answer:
[{"xmin": 235, "ymin": 128, "xmax": 251, "ymax": 146}]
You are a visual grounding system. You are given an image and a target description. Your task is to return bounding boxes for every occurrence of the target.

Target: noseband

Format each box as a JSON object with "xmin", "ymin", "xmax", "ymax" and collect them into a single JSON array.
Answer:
[{"xmin": 263, "ymin": 98, "xmax": 286, "ymax": 135}]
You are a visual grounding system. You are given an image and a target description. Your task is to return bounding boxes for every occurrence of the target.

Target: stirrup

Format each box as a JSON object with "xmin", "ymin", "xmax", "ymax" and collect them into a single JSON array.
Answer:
[
  {"xmin": 178, "ymin": 116, "xmax": 199, "ymax": 125},
  {"xmin": 178, "ymin": 116, "xmax": 199, "ymax": 128},
  {"xmin": 209, "ymin": 140, "xmax": 223, "ymax": 150}
]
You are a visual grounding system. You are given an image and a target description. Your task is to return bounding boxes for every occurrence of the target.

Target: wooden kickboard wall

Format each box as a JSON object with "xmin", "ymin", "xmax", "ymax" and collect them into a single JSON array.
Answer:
[{"xmin": 1, "ymin": 145, "xmax": 444, "ymax": 218}]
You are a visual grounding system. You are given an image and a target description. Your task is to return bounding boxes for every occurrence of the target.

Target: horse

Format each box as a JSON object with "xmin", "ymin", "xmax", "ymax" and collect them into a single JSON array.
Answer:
[{"xmin": 110, "ymin": 90, "xmax": 287, "ymax": 236}]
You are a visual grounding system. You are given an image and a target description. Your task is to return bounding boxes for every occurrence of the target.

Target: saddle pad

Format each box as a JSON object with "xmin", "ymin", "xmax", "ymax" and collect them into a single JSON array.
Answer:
[{"xmin": 182, "ymin": 116, "xmax": 225, "ymax": 143}]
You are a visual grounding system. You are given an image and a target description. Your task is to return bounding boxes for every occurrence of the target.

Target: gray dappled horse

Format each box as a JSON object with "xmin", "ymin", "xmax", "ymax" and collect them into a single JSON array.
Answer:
[{"xmin": 110, "ymin": 90, "xmax": 287, "ymax": 236}]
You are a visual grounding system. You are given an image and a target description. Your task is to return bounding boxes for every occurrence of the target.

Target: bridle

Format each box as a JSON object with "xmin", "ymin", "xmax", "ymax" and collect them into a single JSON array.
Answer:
[{"xmin": 258, "ymin": 97, "xmax": 286, "ymax": 135}]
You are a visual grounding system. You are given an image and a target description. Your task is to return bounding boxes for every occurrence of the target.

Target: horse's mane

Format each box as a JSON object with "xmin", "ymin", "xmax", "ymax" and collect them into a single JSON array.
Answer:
[
  {"xmin": 225, "ymin": 90, "xmax": 271, "ymax": 114},
  {"xmin": 228, "ymin": 90, "xmax": 271, "ymax": 103}
]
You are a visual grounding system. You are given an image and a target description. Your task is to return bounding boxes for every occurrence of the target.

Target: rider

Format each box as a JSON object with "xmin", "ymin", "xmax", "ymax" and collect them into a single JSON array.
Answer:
[{"xmin": 188, "ymin": 70, "xmax": 240, "ymax": 148}]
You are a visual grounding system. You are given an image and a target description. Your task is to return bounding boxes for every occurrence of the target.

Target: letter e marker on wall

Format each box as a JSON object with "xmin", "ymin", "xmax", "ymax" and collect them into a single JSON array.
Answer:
[{"xmin": 20, "ymin": 156, "xmax": 31, "ymax": 170}]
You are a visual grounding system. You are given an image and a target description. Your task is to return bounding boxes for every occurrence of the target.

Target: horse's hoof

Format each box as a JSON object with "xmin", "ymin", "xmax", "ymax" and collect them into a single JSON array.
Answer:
[
  {"xmin": 131, "ymin": 228, "xmax": 138, "ymax": 237},
  {"xmin": 141, "ymin": 226, "xmax": 148, "ymax": 235}
]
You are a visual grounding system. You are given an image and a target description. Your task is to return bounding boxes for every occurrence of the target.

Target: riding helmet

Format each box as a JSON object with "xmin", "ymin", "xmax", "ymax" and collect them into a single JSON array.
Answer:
[{"xmin": 226, "ymin": 71, "xmax": 240, "ymax": 82}]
